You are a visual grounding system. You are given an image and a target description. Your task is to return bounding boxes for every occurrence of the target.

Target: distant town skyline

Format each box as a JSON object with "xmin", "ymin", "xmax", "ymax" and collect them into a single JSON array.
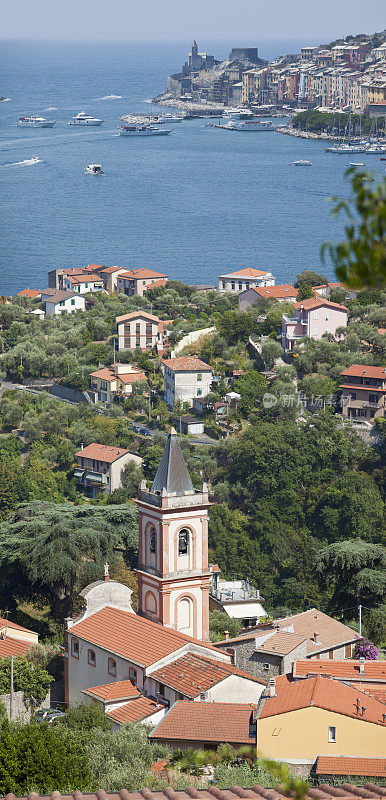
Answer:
[{"xmin": 2, "ymin": 0, "xmax": 385, "ymax": 41}]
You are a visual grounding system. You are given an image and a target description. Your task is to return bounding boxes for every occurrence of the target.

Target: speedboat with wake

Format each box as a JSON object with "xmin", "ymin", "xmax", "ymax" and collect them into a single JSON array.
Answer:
[
  {"xmin": 119, "ymin": 124, "xmax": 172, "ymax": 136},
  {"xmin": 292, "ymin": 160, "xmax": 312, "ymax": 166},
  {"xmin": 17, "ymin": 115, "xmax": 55, "ymax": 128},
  {"xmin": 85, "ymin": 163, "xmax": 103, "ymax": 174},
  {"xmin": 69, "ymin": 112, "xmax": 103, "ymax": 126}
]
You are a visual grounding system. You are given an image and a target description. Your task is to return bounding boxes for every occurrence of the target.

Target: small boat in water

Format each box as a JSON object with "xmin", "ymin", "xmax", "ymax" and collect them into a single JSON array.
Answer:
[
  {"xmin": 292, "ymin": 160, "xmax": 312, "ymax": 166},
  {"xmin": 154, "ymin": 113, "xmax": 184, "ymax": 123},
  {"xmin": 211, "ymin": 119, "xmax": 277, "ymax": 131},
  {"xmin": 69, "ymin": 111, "xmax": 103, "ymax": 126},
  {"xmin": 119, "ymin": 124, "xmax": 172, "ymax": 136},
  {"xmin": 85, "ymin": 163, "xmax": 103, "ymax": 175},
  {"xmin": 17, "ymin": 115, "xmax": 55, "ymax": 128},
  {"xmin": 349, "ymin": 162, "xmax": 365, "ymax": 166},
  {"xmin": 365, "ymin": 144, "xmax": 386, "ymax": 154}
]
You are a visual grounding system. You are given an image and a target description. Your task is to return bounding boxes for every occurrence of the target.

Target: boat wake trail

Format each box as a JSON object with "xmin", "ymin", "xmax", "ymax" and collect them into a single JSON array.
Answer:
[
  {"xmin": 1, "ymin": 157, "xmax": 41, "ymax": 167},
  {"xmin": 95, "ymin": 94, "xmax": 123, "ymax": 101}
]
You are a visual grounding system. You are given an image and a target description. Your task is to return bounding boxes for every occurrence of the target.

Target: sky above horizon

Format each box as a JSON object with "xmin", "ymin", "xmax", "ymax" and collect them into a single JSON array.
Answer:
[{"xmin": 1, "ymin": 0, "xmax": 385, "ymax": 42}]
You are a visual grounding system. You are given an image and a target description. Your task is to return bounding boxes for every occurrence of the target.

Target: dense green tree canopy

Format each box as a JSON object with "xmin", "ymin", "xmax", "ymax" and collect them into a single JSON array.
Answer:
[{"xmin": 317, "ymin": 539, "xmax": 386, "ymax": 611}]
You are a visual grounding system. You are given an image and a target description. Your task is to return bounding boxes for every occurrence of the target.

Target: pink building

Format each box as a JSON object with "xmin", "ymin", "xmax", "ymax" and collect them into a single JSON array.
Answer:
[{"xmin": 282, "ymin": 297, "xmax": 348, "ymax": 353}]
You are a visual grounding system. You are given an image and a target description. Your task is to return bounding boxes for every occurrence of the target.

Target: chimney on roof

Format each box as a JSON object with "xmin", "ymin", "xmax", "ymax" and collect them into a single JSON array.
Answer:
[
  {"xmin": 268, "ymin": 677, "xmax": 276, "ymax": 697},
  {"xmin": 361, "ymin": 706, "xmax": 366, "ymax": 716},
  {"xmin": 359, "ymin": 657, "xmax": 365, "ymax": 675},
  {"xmin": 224, "ymin": 630, "xmax": 229, "ymax": 640},
  {"xmin": 313, "ymin": 631, "xmax": 319, "ymax": 643},
  {"xmin": 356, "ymin": 698, "xmax": 361, "ymax": 714}
]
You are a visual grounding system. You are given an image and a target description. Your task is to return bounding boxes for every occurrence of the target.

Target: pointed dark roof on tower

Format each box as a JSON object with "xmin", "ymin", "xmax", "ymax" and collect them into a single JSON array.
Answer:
[{"xmin": 151, "ymin": 428, "xmax": 194, "ymax": 496}]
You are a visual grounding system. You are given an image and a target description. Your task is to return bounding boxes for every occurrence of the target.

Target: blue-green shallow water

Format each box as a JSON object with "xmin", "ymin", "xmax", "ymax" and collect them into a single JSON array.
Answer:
[{"xmin": 1, "ymin": 40, "xmax": 384, "ymax": 295}]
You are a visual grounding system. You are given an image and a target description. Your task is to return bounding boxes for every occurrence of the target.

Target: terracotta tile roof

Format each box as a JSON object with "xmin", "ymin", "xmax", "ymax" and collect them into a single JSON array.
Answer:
[
  {"xmin": 43, "ymin": 290, "xmax": 80, "ymax": 303},
  {"xmin": 17, "ymin": 288, "xmax": 41, "ymax": 298},
  {"xmin": 162, "ymin": 356, "xmax": 212, "ymax": 373},
  {"xmin": 117, "ymin": 268, "xmax": 167, "ymax": 280},
  {"xmin": 85, "ymin": 680, "xmax": 141, "ymax": 701},
  {"xmin": 0, "ymin": 617, "xmax": 36, "ymax": 634},
  {"xmin": 118, "ymin": 371, "xmax": 146, "ymax": 385},
  {"xmin": 98, "ymin": 266, "xmax": 122, "ymax": 274},
  {"xmin": 65, "ymin": 274, "xmax": 103, "ymax": 284},
  {"xmin": 4, "ymin": 783, "xmax": 386, "ymax": 800},
  {"xmin": 339, "ymin": 383, "xmax": 386, "ymax": 392},
  {"xmin": 147, "ymin": 278, "xmax": 168, "ymax": 289},
  {"xmin": 89, "ymin": 367, "xmax": 117, "ymax": 382},
  {"xmin": 150, "ymin": 652, "xmax": 265, "ymax": 697},
  {"xmin": 276, "ymin": 608, "xmax": 358, "ymax": 650},
  {"xmin": 258, "ymin": 674, "xmax": 386, "ymax": 725},
  {"xmin": 89, "ymin": 367, "xmax": 145, "ymax": 385},
  {"xmin": 74, "ymin": 443, "xmax": 129, "ymax": 463},
  {"xmin": 293, "ymin": 659, "xmax": 386, "ymax": 682},
  {"xmin": 255, "ymin": 631, "xmax": 307, "ymax": 655},
  {"xmin": 149, "ymin": 701, "xmax": 256, "ymax": 744},
  {"xmin": 107, "ymin": 696, "xmax": 164, "ymax": 724},
  {"xmin": 116, "ymin": 311, "xmax": 160, "ymax": 323},
  {"xmin": 340, "ymin": 365, "xmax": 386, "ymax": 380},
  {"xmin": 293, "ymin": 297, "xmax": 348, "ymax": 312},
  {"xmin": 0, "ymin": 637, "xmax": 34, "ymax": 659},
  {"xmin": 315, "ymin": 756, "xmax": 386, "ymax": 778},
  {"xmin": 353, "ymin": 684, "xmax": 386, "ymax": 704},
  {"xmin": 68, "ymin": 606, "xmax": 220, "ymax": 667},
  {"xmin": 224, "ymin": 268, "xmax": 272, "ymax": 277},
  {"xmin": 249, "ymin": 285, "xmax": 297, "ymax": 299}
]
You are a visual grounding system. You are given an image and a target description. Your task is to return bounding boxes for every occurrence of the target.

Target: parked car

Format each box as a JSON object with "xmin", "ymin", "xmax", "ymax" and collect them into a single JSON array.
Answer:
[{"xmin": 33, "ymin": 707, "xmax": 66, "ymax": 724}]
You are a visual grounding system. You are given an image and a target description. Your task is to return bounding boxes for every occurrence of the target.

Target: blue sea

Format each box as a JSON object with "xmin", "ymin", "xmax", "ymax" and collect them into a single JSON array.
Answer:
[{"xmin": 0, "ymin": 40, "xmax": 383, "ymax": 295}]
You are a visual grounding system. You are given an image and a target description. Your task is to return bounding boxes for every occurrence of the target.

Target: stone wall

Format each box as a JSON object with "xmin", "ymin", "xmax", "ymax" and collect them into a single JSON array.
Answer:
[
  {"xmin": 217, "ymin": 637, "xmax": 308, "ymax": 681},
  {"xmin": 0, "ymin": 689, "xmax": 51, "ymax": 722}
]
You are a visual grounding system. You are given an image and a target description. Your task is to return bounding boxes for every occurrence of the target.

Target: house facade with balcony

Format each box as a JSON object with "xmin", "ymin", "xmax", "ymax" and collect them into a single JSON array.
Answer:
[
  {"xmin": 74, "ymin": 443, "xmax": 141, "ymax": 497},
  {"xmin": 116, "ymin": 310, "xmax": 164, "ymax": 353},
  {"xmin": 116, "ymin": 269, "xmax": 168, "ymax": 297},
  {"xmin": 89, "ymin": 363, "xmax": 147, "ymax": 404},
  {"xmin": 281, "ymin": 297, "xmax": 348, "ymax": 352},
  {"xmin": 340, "ymin": 365, "xmax": 386, "ymax": 422},
  {"xmin": 63, "ymin": 273, "xmax": 104, "ymax": 294},
  {"xmin": 210, "ymin": 567, "xmax": 266, "ymax": 629},
  {"xmin": 218, "ymin": 267, "xmax": 275, "ymax": 294}
]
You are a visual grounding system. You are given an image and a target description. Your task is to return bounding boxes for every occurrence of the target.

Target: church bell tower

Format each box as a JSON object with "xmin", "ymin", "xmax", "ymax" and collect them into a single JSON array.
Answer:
[{"xmin": 136, "ymin": 428, "xmax": 211, "ymax": 642}]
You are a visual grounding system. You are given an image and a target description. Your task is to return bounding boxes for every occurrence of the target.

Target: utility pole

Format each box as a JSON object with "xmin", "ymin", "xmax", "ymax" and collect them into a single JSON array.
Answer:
[
  {"xmin": 358, "ymin": 604, "xmax": 362, "ymax": 637},
  {"xmin": 148, "ymin": 391, "xmax": 151, "ymax": 422},
  {"xmin": 10, "ymin": 654, "xmax": 14, "ymax": 720}
]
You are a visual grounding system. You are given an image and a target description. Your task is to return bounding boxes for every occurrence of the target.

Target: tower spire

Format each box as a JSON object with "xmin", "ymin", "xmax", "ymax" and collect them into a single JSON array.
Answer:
[{"xmin": 151, "ymin": 428, "xmax": 194, "ymax": 496}]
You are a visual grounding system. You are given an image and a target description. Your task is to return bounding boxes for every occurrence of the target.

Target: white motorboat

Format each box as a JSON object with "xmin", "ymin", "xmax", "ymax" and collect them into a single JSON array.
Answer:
[
  {"xmin": 155, "ymin": 113, "xmax": 184, "ymax": 123},
  {"xmin": 212, "ymin": 119, "xmax": 277, "ymax": 131},
  {"xmin": 222, "ymin": 107, "xmax": 254, "ymax": 119},
  {"xmin": 69, "ymin": 111, "xmax": 103, "ymax": 126},
  {"xmin": 292, "ymin": 160, "xmax": 312, "ymax": 166},
  {"xmin": 17, "ymin": 115, "xmax": 55, "ymax": 128},
  {"xmin": 119, "ymin": 124, "xmax": 172, "ymax": 136},
  {"xmin": 365, "ymin": 144, "xmax": 386, "ymax": 154},
  {"xmin": 85, "ymin": 163, "xmax": 103, "ymax": 174},
  {"xmin": 349, "ymin": 162, "xmax": 365, "ymax": 166},
  {"xmin": 325, "ymin": 144, "xmax": 368, "ymax": 153}
]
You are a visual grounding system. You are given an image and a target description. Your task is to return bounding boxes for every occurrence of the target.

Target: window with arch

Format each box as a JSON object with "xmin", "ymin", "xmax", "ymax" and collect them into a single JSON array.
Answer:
[
  {"xmin": 88, "ymin": 649, "xmax": 96, "ymax": 667},
  {"xmin": 108, "ymin": 658, "xmax": 116, "ymax": 677},
  {"xmin": 177, "ymin": 596, "xmax": 194, "ymax": 635},
  {"xmin": 149, "ymin": 527, "xmax": 156, "ymax": 554},
  {"xmin": 178, "ymin": 529, "xmax": 189, "ymax": 555}
]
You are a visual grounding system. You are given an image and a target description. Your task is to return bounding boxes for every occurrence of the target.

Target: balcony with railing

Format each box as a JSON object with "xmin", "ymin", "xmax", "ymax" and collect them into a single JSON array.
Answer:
[{"xmin": 210, "ymin": 580, "xmax": 262, "ymax": 604}]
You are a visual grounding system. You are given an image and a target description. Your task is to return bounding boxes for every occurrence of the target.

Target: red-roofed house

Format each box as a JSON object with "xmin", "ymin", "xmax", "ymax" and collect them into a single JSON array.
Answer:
[
  {"xmin": 239, "ymin": 285, "xmax": 297, "ymax": 311},
  {"xmin": 312, "ymin": 755, "xmax": 386, "ymax": 779},
  {"xmin": 218, "ymin": 267, "xmax": 275, "ymax": 294},
  {"xmin": 255, "ymin": 674, "xmax": 386, "ymax": 769},
  {"xmin": 116, "ymin": 310, "xmax": 164, "ymax": 353},
  {"xmin": 74, "ymin": 442, "xmax": 142, "ymax": 497},
  {"xmin": 116, "ymin": 269, "xmax": 168, "ymax": 297},
  {"xmin": 162, "ymin": 356, "xmax": 213, "ymax": 407},
  {"xmin": 340, "ymin": 365, "xmax": 386, "ymax": 422},
  {"xmin": 89, "ymin": 362, "xmax": 147, "ymax": 404},
  {"xmin": 293, "ymin": 659, "xmax": 386, "ymax": 704},
  {"xmin": 0, "ymin": 617, "xmax": 39, "ymax": 660},
  {"xmin": 282, "ymin": 297, "xmax": 348, "ymax": 352},
  {"xmin": 16, "ymin": 288, "xmax": 42, "ymax": 299},
  {"xmin": 149, "ymin": 700, "xmax": 257, "ymax": 748},
  {"xmin": 63, "ymin": 273, "xmax": 104, "ymax": 294}
]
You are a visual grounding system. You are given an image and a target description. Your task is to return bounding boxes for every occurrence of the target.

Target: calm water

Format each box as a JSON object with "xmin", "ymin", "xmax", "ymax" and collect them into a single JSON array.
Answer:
[{"xmin": 1, "ymin": 40, "xmax": 384, "ymax": 295}]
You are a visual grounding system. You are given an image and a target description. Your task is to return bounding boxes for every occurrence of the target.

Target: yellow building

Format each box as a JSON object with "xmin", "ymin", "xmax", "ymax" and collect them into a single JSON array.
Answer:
[{"xmin": 256, "ymin": 674, "xmax": 386, "ymax": 771}]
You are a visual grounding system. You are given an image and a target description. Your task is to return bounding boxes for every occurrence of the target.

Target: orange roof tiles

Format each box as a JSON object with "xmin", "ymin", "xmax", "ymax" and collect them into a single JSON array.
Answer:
[
  {"xmin": 89, "ymin": 367, "xmax": 145, "ymax": 384},
  {"xmin": 17, "ymin": 288, "xmax": 41, "ymax": 298},
  {"xmin": 293, "ymin": 297, "xmax": 348, "ymax": 312},
  {"xmin": 107, "ymin": 696, "xmax": 164, "ymax": 724},
  {"xmin": 340, "ymin": 365, "xmax": 386, "ymax": 380},
  {"xmin": 225, "ymin": 268, "xmax": 272, "ymax": 277},
  {"xmin": 116, "ymin": 310, "xmax": 160, "ymax": 323},
  {"xmin": 259, "ymin": 674, "xmax": 386, "ymax": 726},
  {"xmin": 255, "ymin": 632, "xmax": 307, "ymax": 655},
  {"xmin": 118, "ymin": 371, "xmax": 146, "ymax": 385},
  {"xmin": 150, "ymin": 652, "xmax": 265, "ymax": 697},
  {"xmin": 89, "ymin": 367, "xmax": 117, "ymax": 382},
  {"xmin": 74, "ymin": 443, "xmax": 129, "ymax": 463},
  {"xmin": 250, "ymin": 285, "xmax": 297, "ymax": 299},
  {"xmin": 68, "ymin": 606, "xmax": 219, "ymax": 667},
  {"xmin": 150, "ymin": 701, "xmax": 256, "ymax": 744},
  {"xmin": 294, "ymin": 659, "xmax": 386, "ymax": 681},
  {"xmin": 162, "ymin": 356, "xmax": 212, "ymax": 373},
  {"xmin": 0, "ymin": 617, "xmax": 36, "ymax": 634},
  {"xmin": 117, "ymin": 268, "xmax": 167, "ymax": 280},
  {"xmin": 65, "ymin": 274, "xmax": 103, "ymax": 284},
  {"xmin": 315, "ymin": 756, "xmax": 386, "ymax": 777},
  {"xmin": 0, "ymin": 637, "xmax": 34, "ymax": 659},
  {"xmin": 86, "ymin": 680, "xmax": 141, "ymax": 701}
]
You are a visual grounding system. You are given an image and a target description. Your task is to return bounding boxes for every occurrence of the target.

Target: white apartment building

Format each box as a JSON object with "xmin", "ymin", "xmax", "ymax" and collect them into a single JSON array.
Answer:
[
  {"xmin": 218, "ymin": 267, "xmax": 275, "ymax": 294},
  {"xmin": 41, "ymin": 289, "xmax": 86, "ymax": 316},
  {"xmin": 116, "ymin": 310, "xmax": 163, "ymax": 352},
  {"xmin": 162, "ymin": 356, "xmax": 213, "ymax": 407}
]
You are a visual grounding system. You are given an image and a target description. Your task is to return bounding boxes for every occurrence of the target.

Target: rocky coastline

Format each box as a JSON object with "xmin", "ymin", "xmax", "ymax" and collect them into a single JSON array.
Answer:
[{"xmin": 152, "ymin": 91, "xmax": 225, "ymax": 116}]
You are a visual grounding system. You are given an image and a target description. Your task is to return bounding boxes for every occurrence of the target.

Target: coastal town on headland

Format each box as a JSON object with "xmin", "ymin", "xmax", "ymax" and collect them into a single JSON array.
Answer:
[
  {"xmin": 146, "ymin": 32, "xmax": 386, "ymax": 141},
  {"xmin": 0, "ymin": 17, "xmax": 386, "ymax": 800}
]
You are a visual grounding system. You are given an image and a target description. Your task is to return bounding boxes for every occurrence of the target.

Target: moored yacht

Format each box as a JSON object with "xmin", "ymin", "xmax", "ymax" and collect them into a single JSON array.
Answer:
[
  {"xmin": 222, "ymin": 107, "xmax": 254, "ymax": 120},
  {"xmin": 17, "ymin": 115, "xmax": 56, "ymax": 128},
  {"xmin": 154, "ymin": 113, "xmax": 184, "ymax": 123},
  {"xmin": 119, "ymin": 124, "xmax": 172, "ymax": 136},
  {"xmin": 69, "ymin": 112, "xmax": 103, "ymax": 126},
  {"xmin": 85, "ymin": 163, "xmax": 103, "ymax": 174}
]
